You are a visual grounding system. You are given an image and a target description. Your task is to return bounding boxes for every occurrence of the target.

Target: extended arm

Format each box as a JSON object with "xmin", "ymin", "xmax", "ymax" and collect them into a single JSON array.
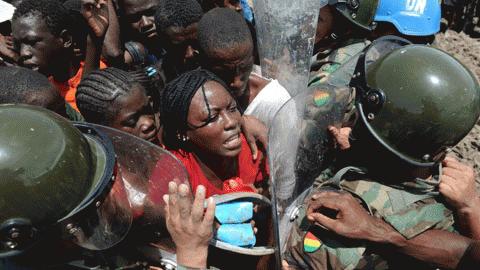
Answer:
[{"xmin": 307, "ymin": 191, "xmax": 473, "ymax": 269}]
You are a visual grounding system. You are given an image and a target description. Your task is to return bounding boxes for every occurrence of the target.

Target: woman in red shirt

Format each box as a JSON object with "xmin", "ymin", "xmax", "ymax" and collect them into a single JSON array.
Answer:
[{"xmin": 161, "ymin": 69, "xmax": 269, "ymax": 197}]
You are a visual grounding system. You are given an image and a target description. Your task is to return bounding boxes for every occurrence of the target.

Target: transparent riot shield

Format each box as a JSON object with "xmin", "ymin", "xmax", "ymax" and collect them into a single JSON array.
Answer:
[
  {"xmin": 95, "ymin": 124, "xmax": 190, "ymax": 256},
  {"xmin": 254, "ymin": 0, "xmax": 327, "ymax": 96},
  {"xmin": 269, "ymin": 35, "xmax": 414, "ymax": 265},
  {"xmin": 269, "ymin": 83, "xmax": 351, "ymax": 261},
  {"xmin": 62, "ymin": 124, "xmax": 189, "ymax": 255}
]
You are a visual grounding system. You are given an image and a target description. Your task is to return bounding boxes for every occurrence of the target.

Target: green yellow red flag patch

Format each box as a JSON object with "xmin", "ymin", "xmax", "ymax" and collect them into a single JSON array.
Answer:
[{"xmin": 304, "ymin": 231, "xmax": 322, "ymax": 253}]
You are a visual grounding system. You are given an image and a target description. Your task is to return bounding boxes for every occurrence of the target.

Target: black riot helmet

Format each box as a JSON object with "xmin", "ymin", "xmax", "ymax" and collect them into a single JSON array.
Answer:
[
  {"xmin": 350, "ymin": 37, "xmax": 480, "ymax": 168},
  {"xmin": 0, "ymin": 104, "xmax": 133, "ymax": 258},
  {"xmin": 329, "ymin": 0, "xmax": 379, "ymax": 31}
]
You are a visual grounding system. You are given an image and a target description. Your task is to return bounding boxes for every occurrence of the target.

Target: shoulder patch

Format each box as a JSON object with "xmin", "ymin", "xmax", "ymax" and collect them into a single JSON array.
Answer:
[
  {"xmin": 313, "ymin": 90, "xmax": 331, "ymax": 107},
  {"xmin": 303, "ymin": 231, "xmax": 322, "ymax": 253}
]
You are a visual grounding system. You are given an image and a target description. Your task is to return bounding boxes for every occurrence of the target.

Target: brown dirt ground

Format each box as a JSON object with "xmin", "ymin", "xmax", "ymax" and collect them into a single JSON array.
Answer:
[{"xmin": 434, "ymin": 30, "xmax": 480, "ymax": 181}]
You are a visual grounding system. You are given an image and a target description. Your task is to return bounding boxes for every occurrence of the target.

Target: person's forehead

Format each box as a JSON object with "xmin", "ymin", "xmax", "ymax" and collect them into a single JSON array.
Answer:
[
  {"xmin": 211, "ymin": 44, "xmax": 253, "ymax": 67},
  {"xmin": 122, "ymin": 0, "xmax": 160, "ymax": 15},
  {"xmin": 191, "ymin": 81, "xmax": 231, "ymax": 111},
  {"xmin": 165, "ymin": 24, "xmax": 198, "ymax": 43},
  {"xmin": 116, "ymin": 85, "xmax": 148, "ymax": 114},
  {"xmin": 12, "ymin": 13, "xmax": 51, "ymax": 38}
]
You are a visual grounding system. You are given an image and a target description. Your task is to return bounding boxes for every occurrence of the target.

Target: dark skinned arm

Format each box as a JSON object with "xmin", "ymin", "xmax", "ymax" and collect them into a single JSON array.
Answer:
[
  {"xmin": 101, "ymin": 0, "xmax": 124, "ymax": 67},
  {"xmin": 458, "ymin": 241, "xmax": 480, "ymax": 270},
  {"xmin": 81, "ymin": 0, "xmax": 109, "ymax": 77},
  {"xmin": 307, "ymin": 191, "xmax": 473, "ymax": 269}
]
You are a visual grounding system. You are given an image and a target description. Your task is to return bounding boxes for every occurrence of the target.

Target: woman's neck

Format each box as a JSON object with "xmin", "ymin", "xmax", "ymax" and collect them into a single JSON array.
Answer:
[{"xmin": 193, "ymin": 151, "xmax": 238, "ymax": 189}]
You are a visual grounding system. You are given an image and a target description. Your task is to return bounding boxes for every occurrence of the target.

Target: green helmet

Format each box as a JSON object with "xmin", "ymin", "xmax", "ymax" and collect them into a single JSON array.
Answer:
[
  {"xmin": 330, "ymin": 0, "xmax": 379, "ymax": 30},
  {"xmin": 0, "ymin": 104, "xmax": 119, "ymax": 257},
  {"xmin": 352, "ymin": 41, "xmax": 480, "ymax": 167}
]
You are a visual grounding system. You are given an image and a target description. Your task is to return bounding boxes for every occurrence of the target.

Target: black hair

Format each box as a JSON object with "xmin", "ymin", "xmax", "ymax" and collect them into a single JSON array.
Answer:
[
  {"xmin": 76, "ymin": 67, "xmax": 147, "ymax": 126},
  {"xmin": 161, "ymin": 69, "xmax": 230, "ymax": 149},
  {"xmin": 197, "ymin": 0, "xmax": 240, "ymax": 12},
  {"xmin": 0, "ymin": 66, "xmax": 58, "ymax": 104},
  {"xmin": 154, "ymin": 0, "xmax": 203, "ymax": 33},
  {"xmin": 197, "ymin": 8, "xmax": 252, "ymax": 57},
  {"xmin": 12, "ymin": 0, "xmax": 72, "ymax": 36}
]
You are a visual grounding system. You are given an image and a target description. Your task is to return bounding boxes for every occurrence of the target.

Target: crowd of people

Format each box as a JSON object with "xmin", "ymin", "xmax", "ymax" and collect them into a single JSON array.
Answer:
[{"xmin": 0, "ymin": 0, "xmax": 480, "ymax": 269}]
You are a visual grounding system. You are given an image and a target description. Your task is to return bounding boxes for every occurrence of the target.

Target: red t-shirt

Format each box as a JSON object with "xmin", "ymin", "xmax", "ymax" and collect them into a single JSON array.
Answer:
[{"xmin": 170, "ymin": 134, "xmax": 269, "ymax": 198}]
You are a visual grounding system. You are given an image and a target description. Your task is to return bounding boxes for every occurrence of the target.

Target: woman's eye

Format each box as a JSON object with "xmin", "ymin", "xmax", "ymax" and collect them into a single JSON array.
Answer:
[
  {"xmin": 206, "ymin": 114, "xmax": 219, "ymax": 123},
  {"xmin": 229, "ymin": 106, "xmax": 238, "ymax": 112}
]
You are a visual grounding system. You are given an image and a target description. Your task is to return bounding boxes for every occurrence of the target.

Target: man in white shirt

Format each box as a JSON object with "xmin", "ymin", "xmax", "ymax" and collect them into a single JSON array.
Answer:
[{"xmin": 197, "ymin": 7, "xmax": 290, "ymax": 129}]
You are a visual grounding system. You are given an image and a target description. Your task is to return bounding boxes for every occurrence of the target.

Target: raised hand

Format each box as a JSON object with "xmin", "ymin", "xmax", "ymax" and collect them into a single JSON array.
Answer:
[
  {"xmin": 81, "ymin": 0, "xmax": 109, "ymax": 38},
  {"xmin": 163, "ymin": 182, "xmax": 215, "ymax": 268},
  {"xmin": 0, "ymin": 34, "xmax": 19, "ymax": 63}
]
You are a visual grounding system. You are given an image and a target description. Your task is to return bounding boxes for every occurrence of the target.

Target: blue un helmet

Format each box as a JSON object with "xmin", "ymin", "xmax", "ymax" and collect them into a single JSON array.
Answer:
[{"xmin": 374, "ymin": 0, "xmax": 441, "ymax": 36}]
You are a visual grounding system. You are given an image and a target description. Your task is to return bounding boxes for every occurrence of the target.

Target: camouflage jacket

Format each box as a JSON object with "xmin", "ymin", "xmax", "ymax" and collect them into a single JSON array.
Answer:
[
  {"xmin": 284, "ymin": 167, "xmax": 455, "ymax": 270},
  {"xmin": 309, "ymin": 40, "xmax": 371, "ymax": 87}
]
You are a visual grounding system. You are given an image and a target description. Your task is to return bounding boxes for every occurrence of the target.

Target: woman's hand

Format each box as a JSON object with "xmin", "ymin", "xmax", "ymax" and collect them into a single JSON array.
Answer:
[
  {"xmin": 439, "ymin": 156, "xmax": 480, "ymax": 212},
  {"xmin": 163, "ymin": 182, "xmax": 215, "ymax": 268},
  {"xmin": 81, "ymin": 0, "xmax": 109, "ymax": 38},
  {"xmin": 241, "ymin": 115, "xmax": 268, "ymax": 160}
]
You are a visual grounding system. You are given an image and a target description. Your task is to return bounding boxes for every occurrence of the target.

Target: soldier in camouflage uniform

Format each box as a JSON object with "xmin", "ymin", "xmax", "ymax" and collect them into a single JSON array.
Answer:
[
  {"xmin": 310, "ymin": 0, "xmax": 442, "ymax": 86},
  {"xmin": 276, "ymin": 41, "xmax": 480, "ymax": 269},
  {"xmin": 309, "ymin": 0, "xmax": 378, "ymax": 86}
]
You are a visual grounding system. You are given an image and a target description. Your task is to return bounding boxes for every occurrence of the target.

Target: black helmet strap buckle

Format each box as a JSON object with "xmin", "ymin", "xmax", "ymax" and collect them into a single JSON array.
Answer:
[
  {"xmin": 0, "ymin": 218, "xmax": 37, "ymax": 257},
  {"xmin": 363, "ymin": 89, "xmax": 386, "ymax": 116}
]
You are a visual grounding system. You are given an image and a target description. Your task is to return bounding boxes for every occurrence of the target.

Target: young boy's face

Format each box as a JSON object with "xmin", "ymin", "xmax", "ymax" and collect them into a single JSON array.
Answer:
[
  {"xmin": 12, "ymin": 14, "xmax": 64, "ymax": 76},
  {"xmin": 162, "ymin": 23, "xmax": 199, "ymax": 69},
  {"xmin": 204, "ymin": 41, "xmax": 254, "ymax": 99}
]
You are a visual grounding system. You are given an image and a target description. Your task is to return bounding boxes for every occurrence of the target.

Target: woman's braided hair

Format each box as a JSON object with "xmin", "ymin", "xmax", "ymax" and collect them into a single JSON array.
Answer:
[
  {"xmin": 76, "ymin": 67, "xmax": 143, "ymax": 125},
  {"xmin": 161, "ymin": 69, "xmax": 230, "ymax": 149}
]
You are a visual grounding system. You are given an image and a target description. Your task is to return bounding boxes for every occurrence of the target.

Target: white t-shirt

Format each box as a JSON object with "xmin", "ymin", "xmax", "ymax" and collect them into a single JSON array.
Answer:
[{"xmin": 244, "ymin": 78, "xmax": 291, "ymax": 129}]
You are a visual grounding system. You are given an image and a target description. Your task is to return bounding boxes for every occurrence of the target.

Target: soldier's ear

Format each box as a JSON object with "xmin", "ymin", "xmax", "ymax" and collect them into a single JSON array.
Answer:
[{"xmin": 59, "ymin": 29, "xmax": 73, "ymax": 49}]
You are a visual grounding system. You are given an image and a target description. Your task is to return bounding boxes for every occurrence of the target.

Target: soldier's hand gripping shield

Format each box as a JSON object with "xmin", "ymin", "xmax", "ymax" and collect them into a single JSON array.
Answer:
[
  {"xmin": 254, "ymin": 0, "xmax": 326, "ymax": 96},
  {"xmin": 268, "ymin": 36, "xmax": 415, "ymax": 266},
  {"xmin": 0, "ymin": 105, "xmax": 189, "ymax": 259}
]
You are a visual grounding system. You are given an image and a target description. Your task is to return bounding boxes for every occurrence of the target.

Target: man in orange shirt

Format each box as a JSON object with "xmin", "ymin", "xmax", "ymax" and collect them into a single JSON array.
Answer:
[{"xmin": 11, "ymin": 0, "xmax": 106, "ymax": 111}]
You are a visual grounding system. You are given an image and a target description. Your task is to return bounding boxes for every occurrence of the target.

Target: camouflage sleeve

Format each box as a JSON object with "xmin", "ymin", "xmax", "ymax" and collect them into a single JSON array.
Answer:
[
  {"xmin": 283, "ymin": 215, "xmax": 385, "ymax": 270},
  {"xmin": 382, "ymin": 197, "xmax": 455, "ymax": 239}
]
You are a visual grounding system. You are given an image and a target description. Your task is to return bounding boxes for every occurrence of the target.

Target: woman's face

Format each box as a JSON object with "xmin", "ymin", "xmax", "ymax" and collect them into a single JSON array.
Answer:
[
  {"xmin": 111, "ymin": 84, "xmax": 160, "ymax": 143},
  {"xmin": 186, "ymin": 81, "xmax": 242, "ymax": 158}
]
